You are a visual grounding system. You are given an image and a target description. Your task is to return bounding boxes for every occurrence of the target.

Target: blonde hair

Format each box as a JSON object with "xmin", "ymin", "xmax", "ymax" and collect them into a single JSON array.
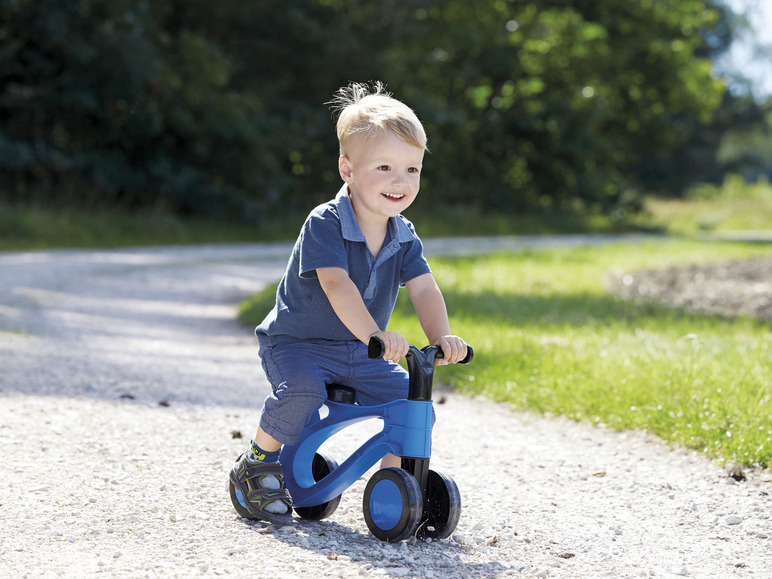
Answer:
[{"xmin": 328, "ymin": 81, "xmax": 427, "ymax": 155}]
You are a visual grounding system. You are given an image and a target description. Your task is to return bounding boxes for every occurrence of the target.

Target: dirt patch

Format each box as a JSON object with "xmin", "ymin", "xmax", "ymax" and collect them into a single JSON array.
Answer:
[{"xmin": 608, "ymin": 256, "xmax": 772, "ymax": 322}]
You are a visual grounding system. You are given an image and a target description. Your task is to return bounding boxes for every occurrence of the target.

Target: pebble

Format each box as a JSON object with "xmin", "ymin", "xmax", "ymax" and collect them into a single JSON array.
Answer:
[{"xmin": 726, "ymin": 515, "xmax": 743, "ymax": 525}]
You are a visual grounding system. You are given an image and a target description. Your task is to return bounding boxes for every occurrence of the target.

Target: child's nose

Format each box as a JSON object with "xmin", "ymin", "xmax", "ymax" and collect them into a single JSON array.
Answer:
[{"xmin": 392, "ymin": 173, "xmax": 409, "ymax": 187}]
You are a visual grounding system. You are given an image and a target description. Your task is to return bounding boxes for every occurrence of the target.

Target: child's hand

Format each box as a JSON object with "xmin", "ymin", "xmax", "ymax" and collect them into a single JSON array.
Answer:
[
  {"xmin": 371, "ymin": 331, "xmax": 409, "ymax": 363},
  {"xmin": 434, "ymin": 335, "xmax": 468, "ymax": 366}
]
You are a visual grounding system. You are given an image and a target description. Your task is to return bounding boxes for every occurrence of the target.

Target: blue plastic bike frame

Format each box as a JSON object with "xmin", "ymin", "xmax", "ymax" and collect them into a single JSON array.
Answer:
[
  {"xmin": 279, "ymin": 343, "xmax": 443, "ymax": 509},
  {"xmin": 279, "ymin": 396, "xmax": 433, "ymax": 508}
]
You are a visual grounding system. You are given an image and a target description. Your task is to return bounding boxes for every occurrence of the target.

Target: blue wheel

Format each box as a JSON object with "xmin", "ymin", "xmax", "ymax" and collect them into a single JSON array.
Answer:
[
  {"xmin": 363, "ymin": 467, "xmax": 422, "ymax": 542},
  {"xmin": 416, "ymin": 469, "xmax": 461, "ymax": 540},
  {"xmin": 229, "ymin": 478, "xmax": 257, "ymax": 520}
]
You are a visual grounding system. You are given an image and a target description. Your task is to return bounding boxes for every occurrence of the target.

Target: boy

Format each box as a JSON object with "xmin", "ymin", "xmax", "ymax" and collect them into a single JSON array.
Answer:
[{"xmin": 230, "ymin": 81, "xmax": 468, "ymax": 524}]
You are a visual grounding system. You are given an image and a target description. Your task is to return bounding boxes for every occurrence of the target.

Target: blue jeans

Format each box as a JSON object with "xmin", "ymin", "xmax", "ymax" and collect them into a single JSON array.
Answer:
[{"xmin": 258, "ymin": 340, "xmax": 412, "ymax": 445}]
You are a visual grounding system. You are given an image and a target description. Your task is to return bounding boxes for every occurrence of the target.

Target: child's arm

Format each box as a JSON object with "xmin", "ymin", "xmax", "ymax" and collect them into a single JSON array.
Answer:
[
  {"xmin": 317, "ymin": 266, "xmax": 409, "ymax": 362},
  {"xmin": 405, "ymin": 273, "xmax": 467, "ymax": 365}
]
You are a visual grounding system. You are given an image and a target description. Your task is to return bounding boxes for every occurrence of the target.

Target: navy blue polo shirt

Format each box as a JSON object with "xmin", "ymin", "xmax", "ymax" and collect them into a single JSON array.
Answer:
[{"xmin": 255, "ymin": 185, "xmax": 432, "ymax": 347}]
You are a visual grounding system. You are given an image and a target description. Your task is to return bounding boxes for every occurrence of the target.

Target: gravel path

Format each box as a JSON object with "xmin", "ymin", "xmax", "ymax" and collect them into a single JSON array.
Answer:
[{"xmin": 1, "ymin": 237, "xmax": 770, "ymax": 578}]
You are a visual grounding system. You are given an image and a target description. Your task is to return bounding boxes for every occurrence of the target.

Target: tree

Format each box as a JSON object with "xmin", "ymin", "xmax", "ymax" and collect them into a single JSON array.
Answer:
[
  {"xmin": 0, "ymin": 0, "xmax": 731, "ymax": 222},
  {"xmin": 0, "ymin": 0, "xmax": 278, "ymax": 219},
  {"xmin": 632, "ymin": 0, "xmax": 772, "ymax": 195},
  {"xmin": 374, "ymin": 0, "xmax": 725, "ymax": 215}
]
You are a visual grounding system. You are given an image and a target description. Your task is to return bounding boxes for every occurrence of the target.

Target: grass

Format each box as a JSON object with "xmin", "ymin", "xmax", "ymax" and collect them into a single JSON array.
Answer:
[
  {"xmin": 3, "ymin": 172, "xmax": 769, "ymax": 251},
  {"xmin": 407, "ymin": 204, "xmax": 635, "ymax": 237},
  {"xmin": 0, "ymin": 203, "xmax": 302, "ymax": 251},
  {"xmin": 240, "ymin": 238, "xmax": 772, "ymax": 468},
  {"xmin": 640, "ymin": 174, "xmax": 772, "ymax": 234},
  {"xmin": 0, "ymin": 200, "xmax": 640, "ymax": 252}
]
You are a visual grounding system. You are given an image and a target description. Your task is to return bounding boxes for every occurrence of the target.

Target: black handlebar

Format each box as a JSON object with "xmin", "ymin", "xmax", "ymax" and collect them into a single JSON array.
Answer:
[{"xmin": 368, "ymin": 336, "xmax": 474, "ymax": 365}]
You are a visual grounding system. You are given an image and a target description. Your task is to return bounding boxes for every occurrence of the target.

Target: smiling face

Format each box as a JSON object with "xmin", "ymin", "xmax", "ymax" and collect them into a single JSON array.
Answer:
[{"xmin": 339, "ymin": 129, "xmax": 424, "ymax": 229}]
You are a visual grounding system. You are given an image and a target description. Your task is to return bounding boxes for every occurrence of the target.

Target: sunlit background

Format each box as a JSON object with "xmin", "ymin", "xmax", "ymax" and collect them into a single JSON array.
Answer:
[{"xmin": 716, "ymin": 0, "xmax": 772, "ymax": 97}]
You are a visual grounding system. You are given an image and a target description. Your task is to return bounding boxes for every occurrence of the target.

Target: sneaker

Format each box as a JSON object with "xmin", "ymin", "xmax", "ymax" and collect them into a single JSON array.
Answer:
[{"xmin": 229, "ymin": 453, "xmax": 293, "ymax": 524}]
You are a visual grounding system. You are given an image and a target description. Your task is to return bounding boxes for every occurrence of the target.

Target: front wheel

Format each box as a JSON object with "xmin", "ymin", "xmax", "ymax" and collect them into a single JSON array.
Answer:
[
  {"xmin": 416, "ymin": 469, "xmax": 461, "ymax": 540},
  {"xmin": 363, "ymin": 468, "xmax": 422, "ymax": 542}
]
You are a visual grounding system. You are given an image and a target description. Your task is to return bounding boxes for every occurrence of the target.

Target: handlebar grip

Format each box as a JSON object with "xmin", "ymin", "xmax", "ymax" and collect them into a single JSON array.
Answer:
[
  {"xmin": 436, "ymin": 344, "xmax": 474, "ymax": 364},
  {"xmin": 367, "ymin": 336, "xmax": 473, "ymax": 364},
  {"xmin": 368, "ymin": 336, "xmax": 386, "ymax": 359}
]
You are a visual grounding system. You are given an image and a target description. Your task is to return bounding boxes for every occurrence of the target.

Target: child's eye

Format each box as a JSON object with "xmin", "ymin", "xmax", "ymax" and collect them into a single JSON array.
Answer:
[
  {"xmin": 407, "ymin": 167, "xmax": 420, "ymax": 174},
  {"xmin": 377, "ymin": 165, "xmax": 390, "ymax": 171}
]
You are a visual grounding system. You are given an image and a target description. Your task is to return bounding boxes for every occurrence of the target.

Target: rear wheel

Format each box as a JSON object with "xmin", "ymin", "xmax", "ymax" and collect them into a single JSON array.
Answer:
[
  {"xmin": 416, "ymin": 469, "xmax": 461, "ymax": 540},
  {"xmin": 293, "ymin": 452, "xmax": 342, "ymax": 520}
]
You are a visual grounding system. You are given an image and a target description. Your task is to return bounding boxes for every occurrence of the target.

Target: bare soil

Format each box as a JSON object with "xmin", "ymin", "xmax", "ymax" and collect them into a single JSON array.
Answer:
[{"xmin": 607, "ymin": 256, "xmax": 772, "ymax": 323}]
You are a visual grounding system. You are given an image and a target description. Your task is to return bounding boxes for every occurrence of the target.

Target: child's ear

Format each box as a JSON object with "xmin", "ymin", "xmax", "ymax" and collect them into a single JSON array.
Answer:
[{"xmin": 339, "ymin": 155, "xmax": 353, "ymax": 182}]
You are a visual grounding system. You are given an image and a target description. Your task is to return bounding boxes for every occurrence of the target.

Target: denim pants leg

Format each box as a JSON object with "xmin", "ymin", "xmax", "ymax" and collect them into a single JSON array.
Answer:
[
  {"xmin": 258, "ymin": 340, "xmax": 427, "ymax": 446},
  {"xmin": 258, "ymin": 340, "xmax": 409, "ymax": 445}
]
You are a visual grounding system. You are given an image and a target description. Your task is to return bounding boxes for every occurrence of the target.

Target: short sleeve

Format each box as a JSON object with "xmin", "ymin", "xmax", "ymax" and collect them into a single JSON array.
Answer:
[
  {"xmin": 296, "ymin": 207, "xmax": 348, "ymax": 278},
  {"xmin": 399, "ymin": 223, "xmax": 432, "ymax": 285}
]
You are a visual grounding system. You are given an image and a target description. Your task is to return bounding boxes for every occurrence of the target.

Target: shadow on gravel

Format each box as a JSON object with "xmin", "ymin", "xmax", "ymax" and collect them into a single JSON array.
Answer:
[
  {"xmin": 0, "ymin": 248, "xmax": 289, "ymax": 407},
  {"xmin": 239, "ymin": 517, "xmax": 511, "ymax": 579},
  {"xmin": 0, "ymin": 295, "xmax": 272, "ymax": 408}
]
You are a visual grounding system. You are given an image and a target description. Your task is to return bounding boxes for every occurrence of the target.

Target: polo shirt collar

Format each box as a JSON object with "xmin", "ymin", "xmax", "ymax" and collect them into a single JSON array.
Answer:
[{"xmin": 334, "ymin": 184, "xmax": 416, "ymax": 244}]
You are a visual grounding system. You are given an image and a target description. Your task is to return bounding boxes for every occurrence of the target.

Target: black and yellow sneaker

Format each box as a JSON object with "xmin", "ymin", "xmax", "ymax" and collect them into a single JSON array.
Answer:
[{"xmin": 229, "ymin": 453, "xmax": 293, "ymax": 525}]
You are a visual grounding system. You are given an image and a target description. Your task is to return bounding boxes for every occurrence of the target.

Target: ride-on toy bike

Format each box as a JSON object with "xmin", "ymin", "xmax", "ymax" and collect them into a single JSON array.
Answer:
[{"xmin": 229, "ymin": 337, "xmax": 473, "ymax": 542}]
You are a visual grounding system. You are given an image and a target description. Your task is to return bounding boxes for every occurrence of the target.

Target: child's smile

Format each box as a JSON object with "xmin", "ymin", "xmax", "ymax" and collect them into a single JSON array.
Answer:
[{"xmin": 382, "ymin": 191, "xmax": 406, "ymax": 201}]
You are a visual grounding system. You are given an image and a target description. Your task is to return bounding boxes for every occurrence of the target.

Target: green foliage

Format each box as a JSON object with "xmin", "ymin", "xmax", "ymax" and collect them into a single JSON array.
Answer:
[
  {"xmin": 643, "ymin": 173, "xmax": 772, "ymax": 233},
  {"xmin": 0, "ymin": 0, "xmax": 735, "ymax": 222},
  {"xmin": 395, "ymin": 0, "xmax": 725, "ymax": 216},
  {"xmin": 0, "ymin": 0, "xmax": 276, "ymax": 219},
  {"xmin": 685, "ymin": 173, "xmax": 771, "ymax": 201},
  {"xmin": 0, "ymin": 201, "xmax": 300, "ymax": 250},
  {"xmin": 239, "ymin": 282, "xmax": 280, "ymax": 328},
  {"xmin": 634, "ymin": 90, "xmax": 772, "ymax": 196}
]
